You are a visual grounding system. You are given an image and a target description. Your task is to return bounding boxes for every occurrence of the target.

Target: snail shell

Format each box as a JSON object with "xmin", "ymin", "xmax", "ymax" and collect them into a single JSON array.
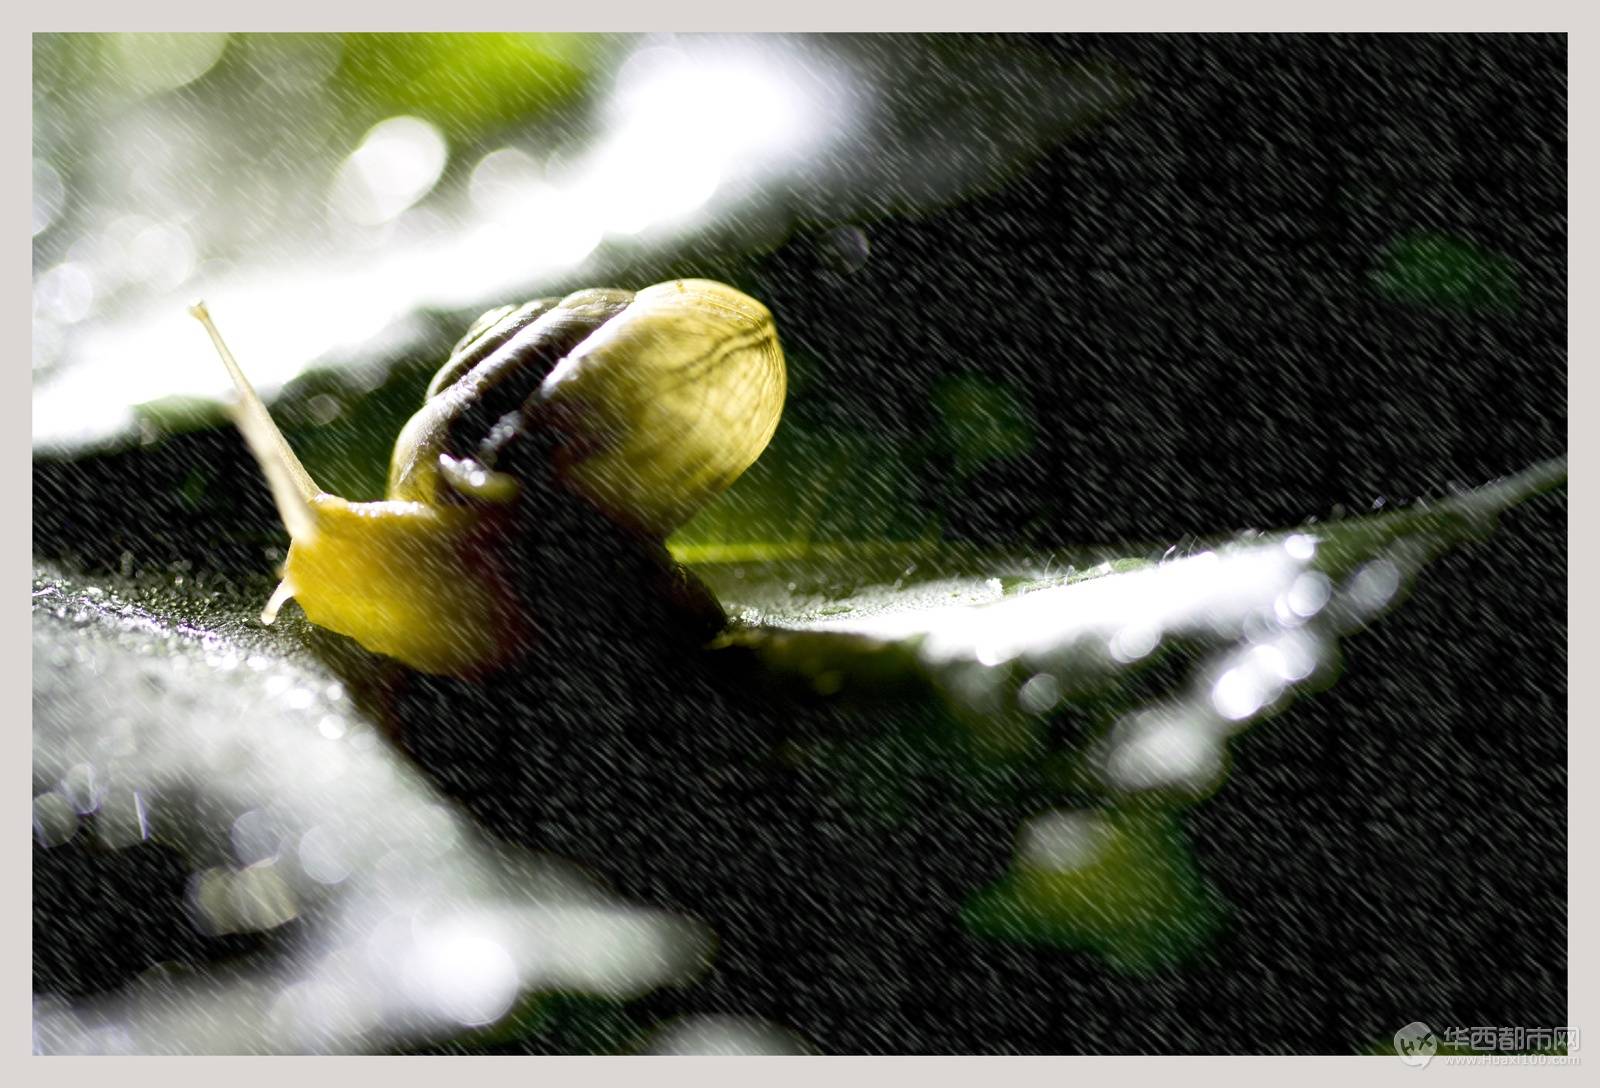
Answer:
[
  {"xmin": 191, "ymin": 278, "xmax": 786, "ymax": 677},
  {"xmin": 390, "ymin": 279, "xmax": 786, "ymax": 538}
]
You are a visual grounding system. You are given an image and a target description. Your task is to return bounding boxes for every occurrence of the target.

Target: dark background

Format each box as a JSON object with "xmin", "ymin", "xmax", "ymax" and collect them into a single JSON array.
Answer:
[
  {"xmin": 751, "ymin": 32, "xmax": 1565, "ymax": 547},
  {"xmin": 35, "ymin": 33, "xmax": 1566, "ymax": 1053}
]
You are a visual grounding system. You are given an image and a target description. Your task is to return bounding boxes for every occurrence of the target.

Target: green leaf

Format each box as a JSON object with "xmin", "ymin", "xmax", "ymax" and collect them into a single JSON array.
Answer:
[
  {"xmin": 1372, "ymin": 231, "xmax": 1520, "ymax": 314},
  {"xmin": 962, "ymin": 806, "xmax": 1224, "ymax": 973},
  {"xmin": 334, "ymin": 33, "xmax": 598, "ymax": 142}
]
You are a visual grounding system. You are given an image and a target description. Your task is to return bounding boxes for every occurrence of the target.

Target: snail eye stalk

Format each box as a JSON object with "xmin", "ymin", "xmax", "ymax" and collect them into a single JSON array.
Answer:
[{"xmin": 189, "ymin": 302, "xmax": 319, "ymax": 541}]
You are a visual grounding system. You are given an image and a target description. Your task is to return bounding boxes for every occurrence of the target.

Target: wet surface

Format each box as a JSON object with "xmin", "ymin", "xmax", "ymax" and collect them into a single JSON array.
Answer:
[{"xmin": 33, "ymin": 461, "xmax": 1564, "ymax": 1053}]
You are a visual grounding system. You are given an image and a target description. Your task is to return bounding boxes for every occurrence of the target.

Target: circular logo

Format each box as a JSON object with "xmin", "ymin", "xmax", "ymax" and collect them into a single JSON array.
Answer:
[{"xmin": 1395, "ymin": 1021, "xmax": 1439, "ymax": 1068}]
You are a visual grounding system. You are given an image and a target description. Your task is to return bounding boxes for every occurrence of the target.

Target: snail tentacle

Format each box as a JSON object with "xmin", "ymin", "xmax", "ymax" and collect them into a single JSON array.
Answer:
[{"xmin": 189, "ymin": 302, "xmax": 319, "ymax": 541}]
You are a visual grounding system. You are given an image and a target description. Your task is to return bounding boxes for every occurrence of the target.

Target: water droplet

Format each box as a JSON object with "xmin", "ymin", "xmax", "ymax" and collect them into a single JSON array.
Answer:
[
  {"xmin": 299, "ymin": 825, "xmax": 351, "ymax": 885},
  {"xmin": 1109, "ymin": 621, "xmax": 1162, "ymax": 663},
  {"xmin": 1349, "ymin": 558, "xmax": 1402, "ymax": 612},
  {"xmin": 1019, "ymin": 810, "xmax": 1113, "ymax": 872},
  {"xmin": 1283, "ymin": 533, "xmax": 1318, "ymax": 561},
  {"xmin": 1212, "ymin": 666, "xmax": 1270, "ymax": 721},
  {"xmin": 402, "ymin": 922, "xmax": 519, "ymax": 1027},
  {"xmin": 108, "ymin": 34, "xmax": 229, "ymax": 97},
  {"xmin": 34, "ymin": 262, "xmax": 95, "ymax": 324},
  {"xmin": 469, "ymin": 146, "xmax": 542, "ymax": 212},
  {"xmin": 1287, "ymin": 571, "xmax": 1333, "ymax": 617},
  {"xmin": 330, "ymin": 116, "xmax": 449, "ymax": 227},
  {"xmin": 818, "ymin": 224, "xmax": 870, "ymax": 275},
  {"xmin": 1017, "ymin": 672, "xmax": 1061, "ymax": 715}
]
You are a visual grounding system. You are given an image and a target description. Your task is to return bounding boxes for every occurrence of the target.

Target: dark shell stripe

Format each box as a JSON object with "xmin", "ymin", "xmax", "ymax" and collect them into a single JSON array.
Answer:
[{"xmin": 429, "ymin": 297, "xmax": 565, "ymax": 400}]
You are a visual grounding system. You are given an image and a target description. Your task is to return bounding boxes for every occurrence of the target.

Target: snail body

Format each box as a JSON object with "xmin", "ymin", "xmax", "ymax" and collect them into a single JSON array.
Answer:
[{"xmin": 192, "ymin": 279, "xmax": 786, "ymax": 678}]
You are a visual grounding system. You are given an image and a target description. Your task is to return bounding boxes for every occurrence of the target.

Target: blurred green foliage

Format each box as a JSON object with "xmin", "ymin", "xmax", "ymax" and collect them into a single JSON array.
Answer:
[
  {"xmin": 671, "ymin": 422, "xmax": 938, "ymax": 557},
  {"xmin": 672, "ymin": 368, "xmax": 1038, "ymax": 559},
  {"xmin": 333, "ymin": 34, "xmax": 598, "ymax": 142},
  {"xmin": 962, "ymin": 806, "xmax": 1224, "ymax": 974},
  {"xmin": 34, "ymin": 33, "xmax": 601, "ymax": 168},
  {"xmin": 1372, "ymin": 231, "xmax": 1520, "ymax": 314},
  {"xmin": 932, "ymin": 372, "xmax": 1035, "ymax": 471}
]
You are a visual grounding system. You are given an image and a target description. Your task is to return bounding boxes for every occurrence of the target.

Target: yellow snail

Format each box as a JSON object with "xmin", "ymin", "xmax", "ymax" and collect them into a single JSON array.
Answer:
[{"xmin": 191, "ymin": 279, "xmax": 786, "ymax": 678}]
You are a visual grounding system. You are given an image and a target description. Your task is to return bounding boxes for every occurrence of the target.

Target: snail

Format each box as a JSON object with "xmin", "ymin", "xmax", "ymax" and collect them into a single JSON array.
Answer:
[{"xmin": 191, "ymin": 279, "xmax": 786, "ymax": 678}]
